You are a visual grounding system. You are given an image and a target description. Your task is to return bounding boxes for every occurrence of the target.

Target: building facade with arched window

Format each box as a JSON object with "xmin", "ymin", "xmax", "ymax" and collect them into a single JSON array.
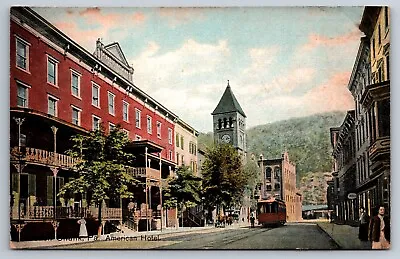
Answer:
[{"xmin": 258, "ymin": 152, "xmax": 302, "ymax": 222}]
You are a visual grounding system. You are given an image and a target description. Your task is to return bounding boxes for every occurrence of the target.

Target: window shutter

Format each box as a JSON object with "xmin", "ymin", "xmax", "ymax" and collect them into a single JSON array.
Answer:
[
  {"xmin": 28, "ymin": 174, "xmax": 36, "ymax": 196},
  {"xmin": 47, "ymin": 176, "xmax": 53, "ymax": 206}
]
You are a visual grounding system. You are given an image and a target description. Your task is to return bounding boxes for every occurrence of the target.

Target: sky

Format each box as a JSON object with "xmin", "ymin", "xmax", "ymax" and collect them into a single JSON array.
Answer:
[{"xmin": 33, "ymin": 7, "xmax": 364, "ymax": 133}]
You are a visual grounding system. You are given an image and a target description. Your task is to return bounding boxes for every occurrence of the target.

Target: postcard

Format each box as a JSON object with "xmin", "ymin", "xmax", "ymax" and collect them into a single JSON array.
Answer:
[{"xmin": 9, "ymin": 6, "xmax": 390, "ymax": 250}]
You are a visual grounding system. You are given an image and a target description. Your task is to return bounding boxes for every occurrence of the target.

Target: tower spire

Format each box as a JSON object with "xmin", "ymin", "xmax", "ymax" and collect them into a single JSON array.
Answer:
[{"xmin": 227, "ymin": 79, "xmax": 230, "ymax": 87}]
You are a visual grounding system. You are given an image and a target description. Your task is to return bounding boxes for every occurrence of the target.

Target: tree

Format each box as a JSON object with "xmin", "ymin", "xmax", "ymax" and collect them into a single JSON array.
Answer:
[
  {"xmin": 201, "ymin": 144, "xmax": 247, "ymax": 217},
  {"xmin": 58, "ymin": 125, "xmax": 138, "ymax": 237},
  {"xmin": 163, "ymin": 166, "xmax": 202, "ymax": 227},
  {"xmin": 242, "ymin": 156, "xmax": 261, "ymax": 211}
]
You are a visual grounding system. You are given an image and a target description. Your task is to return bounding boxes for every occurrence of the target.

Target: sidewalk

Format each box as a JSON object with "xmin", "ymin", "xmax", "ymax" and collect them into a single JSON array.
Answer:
[
  {"xmin": 316, "ymin": 222, "xmax": 371, "ymax": 250},
  {"xmin": 10, "ymin": 225, "xmax": 224, "ymax": 249}
]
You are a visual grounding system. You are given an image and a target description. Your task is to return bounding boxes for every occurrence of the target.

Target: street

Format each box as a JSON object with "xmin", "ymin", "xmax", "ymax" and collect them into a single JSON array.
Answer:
[
  {"xmin": 159, "ymin": 223, "xmax": 338, "ymax": 249},
  {"xmin": 53, "ymin": 223, "xmax": 339, "ymax": 250}
]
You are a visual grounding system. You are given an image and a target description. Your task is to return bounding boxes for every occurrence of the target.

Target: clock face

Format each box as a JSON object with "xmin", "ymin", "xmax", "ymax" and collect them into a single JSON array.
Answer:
[{"xmin": 221, "ymin": 134, "xmax": 231, "ymax": 143}]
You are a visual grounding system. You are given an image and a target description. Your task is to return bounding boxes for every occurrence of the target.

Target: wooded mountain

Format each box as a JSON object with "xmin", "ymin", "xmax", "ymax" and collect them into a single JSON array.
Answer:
[{"xmin": 198, "ymin": 111, "xmax": 346, "ymax": 182}]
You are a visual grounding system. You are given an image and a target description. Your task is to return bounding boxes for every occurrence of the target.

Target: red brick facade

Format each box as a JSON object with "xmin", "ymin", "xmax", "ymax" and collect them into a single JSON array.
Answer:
[{"xmin": 10, "ymin": 19, "xmax": 175, "ymax": 161}]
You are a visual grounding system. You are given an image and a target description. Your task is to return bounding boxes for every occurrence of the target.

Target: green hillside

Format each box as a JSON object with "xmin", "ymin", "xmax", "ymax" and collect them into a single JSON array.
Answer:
[
  {"xmin": 246, "ymin": 111, "xmax": 346, "ymax": 181},
  {"xmin": 198, "ymin": 111, "xmax": 346, "ymax": 181}
]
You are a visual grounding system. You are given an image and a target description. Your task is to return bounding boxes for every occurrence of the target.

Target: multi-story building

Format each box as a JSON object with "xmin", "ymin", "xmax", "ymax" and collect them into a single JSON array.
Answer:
[
  {"xmin": 174, "ymin": 119, "xmax": 199, "ymax": 175},
  {"xmin": 330, "ymin": 111, "xmax": 357, "ymax": 225},
  {"xmin": 212, "ymin": 80, "xmax": 247, "ymax": 157},
  {"xmin": 327, "ymin": 6, "xmax": 390, "ymax": 226},
  {"xmin": 359, "ymin": 6, "xmax": 390, "ymax": 215},
  {"xmin": 258, "ymin": 152, "xmax": 302, "ymax": 222},
  {"xmin": 10, "ymin": 7, "xmax": 197, "ymax": 240}
]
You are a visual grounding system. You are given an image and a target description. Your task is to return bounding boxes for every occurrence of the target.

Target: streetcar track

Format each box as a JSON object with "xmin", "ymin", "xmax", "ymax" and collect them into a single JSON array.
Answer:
[{"xmin": 159, "ymin": 227, "xmax": 273, "ymax": 249}]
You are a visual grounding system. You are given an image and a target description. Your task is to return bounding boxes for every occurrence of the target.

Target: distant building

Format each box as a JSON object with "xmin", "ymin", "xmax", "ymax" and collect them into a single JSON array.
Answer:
[
  {"xmin": 258, "ymin": 152, "xmax": 302, "ymax": 222},
  {"xmin": 174, "ymin": 119, "xmax": 199, "ymax": 175},
  {"xmin": 329, "ymin": 111, "xmax": 357, "ymax": 225},
  {"xmin": 212, "ymin": 80, "xmax": 247, "ymax": 158}
]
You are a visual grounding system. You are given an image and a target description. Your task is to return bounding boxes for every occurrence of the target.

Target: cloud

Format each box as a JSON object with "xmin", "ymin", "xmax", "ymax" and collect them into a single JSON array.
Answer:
[
  {"xmin": 244, "ymin": 46, "xmax": 281, "ymax": 75},
  {"xmin": 133, "ymin": 39, "xmax": 230, "ymax": 88},
  {"xmin": 300, "ymin": 28, "xmax": 362, "ymax": 53},
  {"xmin": 53, "ymin": 8, "xmax": 147, "ymax": 51},
  {"xmin": 260, "ymin": 71, "xmax": 354, "ymax": 122},
  {"xmin": 305, "ymin": 71, "xmax": 354, "ymax": 112},
  {"xmin": 263, "ymin": 67, "xmax": 316, "ymax": 94}
]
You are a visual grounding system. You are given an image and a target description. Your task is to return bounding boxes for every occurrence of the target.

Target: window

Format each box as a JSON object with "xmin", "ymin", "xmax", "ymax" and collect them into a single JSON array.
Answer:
[
  {"xmin": 168, "ymin": 128, "xmax": 173, "ymax": 144},
  {"xmin": 47, "ymin": 95, "xmax": 58, "ymax": 116},
  {"xmin": 157, "ymin": 121, "xmax": 162, "ymax": 138},
  {"xmin": 92, "ymin": 116, "xmax": 101, "ymax": 130},
  {"xmin": 16, "ymin": 82, "xmax": 29, "ymax": 108},
  {"xmin": 147, "ymin": 116, "xmax": 152, "ymax": 134},
  {"xmin": 135, "ymin": 109, "xmax": 141, "ymax": 128},
  {"xmin": 92, "ymin": 83, "xmax": 100, "ymax": 107},
  {"xmin": 123, "ymin": 101, "xmax": 129, "ymax": 122},
  {"xmin": 181, "ymin": 155, "xmax": 184, "ymax": 166},
  {"xmin": 108, "ymin": 92, "xmax": 115, "ymax": 115},
  {"xmin": 109, "ymin": 123, "xmax": 115, "ymax": 132},
  {"xmin": 135, "ymin": 135, "xmax": 141, "ymax": 141},
  {"xmin": 176, "ymin": 134, "xmax": 179, "ymax": 147},
  {"xmin": 378, "ymin": 24, "xmax": 381, "ymax": 45},
  {"xmin": 71, "ymin": 71, "xmax": 80, "ymax": 97},
  {"xmin": 71, "ymin": 106, "xmax": 81, "ymax": 126},
  {"xmin": 47, "ymin": 56, "xmax": 58, "ymax": 85},
  {"xmin": 176, "ymin": 153, "xmax": 180, "ymax": 165},
  {"xmin": 372, "ymin": 38, "xmax": 375, "ymax": 58},
  {"xmin": 180, "ymin": 136, "xmax": 184, "ymax": 150},
  {"xmin": 16, "ymin": 37, "xmax": 29, "ymax": 71},
  {"xmin": 169, "ymin": 150, "xmax": 173, "ymax": 161}
]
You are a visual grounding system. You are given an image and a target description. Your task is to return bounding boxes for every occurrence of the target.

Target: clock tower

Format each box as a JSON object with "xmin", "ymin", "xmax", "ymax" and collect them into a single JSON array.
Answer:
[{"xmin": 212, "ymin": 80, "xmax": 247, "ymax": 155}]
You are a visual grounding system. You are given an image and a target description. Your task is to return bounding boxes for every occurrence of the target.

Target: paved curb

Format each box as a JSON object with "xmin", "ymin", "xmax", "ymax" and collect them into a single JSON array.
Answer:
[
  {"xmin": 315, "ymin": 223, "xmax": 342, "ymax": 249},
  {"xmin": 11, "ymin": 226, "xmax": 225, "ymax": 249}
]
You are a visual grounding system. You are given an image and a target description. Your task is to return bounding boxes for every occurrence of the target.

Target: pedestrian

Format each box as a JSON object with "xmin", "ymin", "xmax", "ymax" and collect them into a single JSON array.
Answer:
[
  {"xmin": 250, "ymin": 214, "xmax": 255, "ymax": 228},
  {"xmin": 77, "ymin": 218, "xmax": 88, "ymax": 238},
  {"xmin": 358, "ymin": 207, "xmax": 369, "ymax": 241},
  {"xmin": 369, "ymin": 206, "xmax": 390, "ymax": 249}
]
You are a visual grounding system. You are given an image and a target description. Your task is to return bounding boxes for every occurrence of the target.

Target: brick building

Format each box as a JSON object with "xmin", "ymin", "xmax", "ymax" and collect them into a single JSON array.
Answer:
[
  {"xmin": 258, "ymin": 152, "xmax": 302, "ymax": 222},
  {"xmin": 10, "ymin": 7, "xmax": 197, "ymax": 240}
]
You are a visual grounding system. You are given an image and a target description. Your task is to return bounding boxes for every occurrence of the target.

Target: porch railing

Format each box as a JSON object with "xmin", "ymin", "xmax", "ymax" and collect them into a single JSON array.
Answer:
[
  {"xmin": 126, "ymin": 167, "xmax": 161, "ymax": 180},
  {"xmin": 10, "ymin": 206, "xmax": 122, "ymax": 220},
  {"xmin": 10, "ymin": 147, "xmax": 79, "ymax": 169}
]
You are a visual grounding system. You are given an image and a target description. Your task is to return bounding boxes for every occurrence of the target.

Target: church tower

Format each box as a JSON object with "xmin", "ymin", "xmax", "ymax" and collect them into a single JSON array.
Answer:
[{"xmin": 212, "ymin": 80, "xmax": 247, "ymax": 155}]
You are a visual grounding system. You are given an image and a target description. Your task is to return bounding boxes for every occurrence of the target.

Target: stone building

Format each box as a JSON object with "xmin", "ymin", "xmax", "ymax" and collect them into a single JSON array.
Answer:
[
  {"xmin": 212, "ymin": 80, "xmax": 247, "ymax": 158},
  {"xmin": 258, "ymin": 152, "xmax": 302, "ymax": 222}
]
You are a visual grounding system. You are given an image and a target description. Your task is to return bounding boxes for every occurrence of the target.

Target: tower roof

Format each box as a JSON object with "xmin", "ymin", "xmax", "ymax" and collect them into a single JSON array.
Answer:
[{"xmin": 212, "ymin": 80, "xmax": 246, "ymax": 117}]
